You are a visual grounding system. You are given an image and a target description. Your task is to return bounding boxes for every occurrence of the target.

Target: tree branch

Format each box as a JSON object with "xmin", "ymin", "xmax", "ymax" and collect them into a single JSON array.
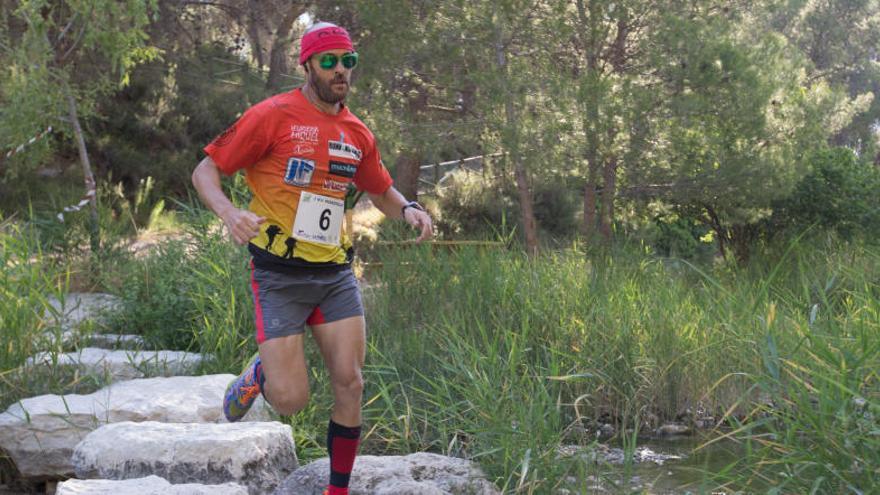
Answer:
[
  {"xmin": 54, "ymin": 12, "xmax": 79, "ymax": 47},
  {"xmin": 177, "ymin": 0, "xmax": 243, "ymax": 17}
]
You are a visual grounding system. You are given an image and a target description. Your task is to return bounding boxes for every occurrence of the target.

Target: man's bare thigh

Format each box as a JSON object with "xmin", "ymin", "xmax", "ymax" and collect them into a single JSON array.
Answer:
[
  {"xmin": 259, "ymin": 333, "xmax": 309, "ymax": 394},
  {"xmin": 312, "ymin": 315, "xmax": 366, "ymax": 380}
]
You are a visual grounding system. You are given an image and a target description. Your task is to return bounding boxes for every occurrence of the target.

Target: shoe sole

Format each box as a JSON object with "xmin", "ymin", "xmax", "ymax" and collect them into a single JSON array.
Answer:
[{"xmin": 223, "ymin": 352, "xmax": 261, "ymax": 421}]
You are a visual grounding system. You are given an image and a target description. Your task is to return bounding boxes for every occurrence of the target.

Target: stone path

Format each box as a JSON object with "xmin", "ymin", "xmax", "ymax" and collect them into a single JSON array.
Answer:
[
  {"xmin": 73, "ymin": 422, "xmax": 297, "ymax": 494},
  {"xmin": 2, "ymin": 293, "xmax": 504, "ymax": 494},
  {"xmin": 0, "ymin": 374, "xmax": 272, "ymax": 480},
  {"xmin": 55, "ymin": 475, "xmax": 247, "ymax": 495},
  {"xmin": 44, "ymin": 293, "xmax": 122, "ymax": 332},
  {"xmin": 26, "ymin": 348, "xmax": 203, "ymax": 381},
  {"xmin": 274, "ymin": 453, "xmax": 500, "ymax": 495}
]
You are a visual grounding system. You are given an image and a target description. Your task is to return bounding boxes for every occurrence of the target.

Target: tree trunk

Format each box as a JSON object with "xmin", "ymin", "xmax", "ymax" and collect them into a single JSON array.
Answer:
[
  {"xmin": 266, "ymin": 10, "xmax": 300, "ymax": 92},
  {"xmin": 583, "ymin": 162, "xmax": 600, "ymax": 240},
  {"xmin": 495, "ymin": 19, "xmax": 538, "ymax": 256},
  {"xmin": 513, "ymin": 156, "xmax": 539, "ymax": 256},
  {"xmin": 598, "ymin": 155, "xmax": 618, "ymax": 241},
  {"xmin": 394, "ymin": 81, "xmax": 429, "ymax": 201},
  {"xmin": 504, "ymin": 99, "xmax": 539, "ymax": 256},
  {"xmin": 245, "ymin": 4, "xmax": 265, "ymax": 68},
  {"xmin": 730, "ymin": 224, "xmax": 758, "ymax": 264},
  {"xmin": 703, "ymin": 204, "xmax": 729, "ymax": 260},
  {"xmin": 266, "ymin": 39, "xmax": 290, "ymax": 91},
  {"xmin": 394, "ymin": 149, "xmax": 421, "ymax": 201},
  {"xmin": 65, "ymin": 88, "xmax": 99, "ymax": 253},
  {"xmin": 575, "ymin": 0, "xmax": 601, "ymax": 242}
]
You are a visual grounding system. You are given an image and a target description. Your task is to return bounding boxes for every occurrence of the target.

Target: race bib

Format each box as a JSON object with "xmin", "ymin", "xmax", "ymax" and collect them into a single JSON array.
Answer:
[{"xmin": 292, "ymin": 192, "xmax": 344, "ymax": 246}]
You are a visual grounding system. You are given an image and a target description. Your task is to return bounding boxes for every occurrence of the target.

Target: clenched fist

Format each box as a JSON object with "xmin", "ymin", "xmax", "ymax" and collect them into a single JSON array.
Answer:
[{"xmin": 222, "ymin": 208, "xmax": 266, "ymax": 245}]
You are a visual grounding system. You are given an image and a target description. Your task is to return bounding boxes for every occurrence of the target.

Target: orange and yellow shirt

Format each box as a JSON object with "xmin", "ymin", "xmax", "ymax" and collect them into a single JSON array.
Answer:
[{"xmin": 204, "ymin": 89, "xmax": 392, "ymax": 268}]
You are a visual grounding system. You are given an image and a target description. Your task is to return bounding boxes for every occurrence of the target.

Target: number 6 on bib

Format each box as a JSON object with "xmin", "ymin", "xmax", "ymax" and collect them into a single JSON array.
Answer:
[{"xmin": 293, "ymin": 192, "xmax": 345, "ymax": 246}]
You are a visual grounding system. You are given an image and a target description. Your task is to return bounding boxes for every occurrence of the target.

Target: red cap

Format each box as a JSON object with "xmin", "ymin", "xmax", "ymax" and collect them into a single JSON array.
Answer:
[{"xmin": 299, "ymin": 22, "xmax": 354, "ymax": 65}]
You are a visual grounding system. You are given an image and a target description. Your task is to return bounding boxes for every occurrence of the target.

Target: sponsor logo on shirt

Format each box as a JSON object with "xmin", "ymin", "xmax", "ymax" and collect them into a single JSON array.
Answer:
[
  {"xmin": 284, "ymin": 157, "xmax": 315, "ymax": 187},
  {"xmin": 290, "ymin": 125, "xmax": 319, "ymax": 143},
  {"xmin": 323, "ymin": 178, "xmax": 349, "ymax": 193},
  {"xmin": 292, "ymin": 143, "xmax": 316, "ymax": 155},
  {"xmin": 328, "ymin": 140, "xmax": 362, "ymax": 161},
  {"xmin": 329, "ymin": 161, "xmax": 357, "ymax": 178}
]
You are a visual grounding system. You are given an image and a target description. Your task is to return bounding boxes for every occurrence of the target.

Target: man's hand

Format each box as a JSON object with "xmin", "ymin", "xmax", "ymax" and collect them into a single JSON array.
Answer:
[
  {"xmin": 404, "ymin": 207, "xmax": 433, "ymax": 242},
  {"xmin": 222, "ymin": 208, "xmax": 266, "ymax": 245}
]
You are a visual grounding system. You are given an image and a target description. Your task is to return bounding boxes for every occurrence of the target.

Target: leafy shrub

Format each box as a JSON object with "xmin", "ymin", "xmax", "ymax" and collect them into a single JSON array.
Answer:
[
  {"xmin": 108, "ymin": 240, "xmax": 196, "ymax": 350},
  {"xmin": 90, "ymin": 44, "xmax": 272, "ymax": 199},
  {"xmin": 104, "ymin": 205, "xmax": 255, "ymax": 367},
  {"xmin": 532, "ymin": 180, "xmax": 580, "ymax": 238},
  {"xmin": 435, "ymin": 170, "xmax": 515, "ymax": 238},
  {"xmin": 435, "ymin": 170, "xmax": 580, "ymax": 241},
  {"xmin": 651, "ymin": 216, "xmax": 713, "ymax": 259},
  {"xmin": 773, "ymin": 147, "xmax": 880, "ymax": 239}
]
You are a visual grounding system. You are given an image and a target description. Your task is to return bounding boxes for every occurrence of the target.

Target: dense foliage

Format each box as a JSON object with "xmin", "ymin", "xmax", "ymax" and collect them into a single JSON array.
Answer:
[{"xmin": 1, "ymin": 0, "xmax": 878, "ymax": 256}]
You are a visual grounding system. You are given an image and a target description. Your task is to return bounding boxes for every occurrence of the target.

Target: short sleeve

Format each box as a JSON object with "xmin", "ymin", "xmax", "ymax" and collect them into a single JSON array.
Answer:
[
  {"xmin": 353, "ymin": 140, "xmax": 393, "ymax": 194},
  {"xmin": 203, "ymin": 103, "xmax": 273, "ymax": 175}
]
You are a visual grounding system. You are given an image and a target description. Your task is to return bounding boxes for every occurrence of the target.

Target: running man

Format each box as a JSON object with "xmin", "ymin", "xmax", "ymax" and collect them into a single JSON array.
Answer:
[{"xmin": 191, "ymin": 22, "xmax": 433, "ymax": 495}]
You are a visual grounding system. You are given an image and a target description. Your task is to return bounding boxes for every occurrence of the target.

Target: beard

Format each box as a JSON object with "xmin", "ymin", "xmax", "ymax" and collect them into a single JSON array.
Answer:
[{"xmin": 309, "ymin": 69, "xmax": 348, "ymax": 104}]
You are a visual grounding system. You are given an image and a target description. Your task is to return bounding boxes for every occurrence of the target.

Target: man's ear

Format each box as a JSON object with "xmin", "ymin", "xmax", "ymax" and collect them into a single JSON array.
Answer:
[{"xmin": 302, "ymin": 61, "xmax": 310, "ymax": 74}]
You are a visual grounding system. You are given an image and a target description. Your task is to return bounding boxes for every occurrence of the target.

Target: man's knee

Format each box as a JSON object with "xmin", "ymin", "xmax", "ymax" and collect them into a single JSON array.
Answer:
[
  {"xmin": 332, "ymin": 369, "xmax": 364, "ymax": 397},
  {"xmin": 267, "ymin": 387, "xmax": 309, "ymax": 415}
]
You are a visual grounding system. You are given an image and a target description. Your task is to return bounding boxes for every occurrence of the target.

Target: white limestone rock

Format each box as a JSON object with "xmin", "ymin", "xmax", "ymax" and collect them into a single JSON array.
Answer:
[
  {"xmin": 42, "ymin": 331, "xmax": 147, "ymax": 350},
  {"xmin": 655, "ymin": 423, "xmax": 691, "ymax": 437},
  {"xmin": 0, "ymin": 374, "xmax": 270, "ymax": 480},
  {"xmin": 56, "ymin": 475, "xmax": 248, "ymax": 495},
  {"xmin": 25, "ymin": 348, "xmax": 202, "ymax": 380},
  {"xmin": 84, "ymin": 333, "xmax": 146, "ymax": 350},
  {"xmin": 45, "ymin": 293, "xmax": 122, "ymax": 331},
  {"xmin": 73, "ymin": 421, "xmax": 297, "ymax": 495},
  {"xmin": 274, "ymin": 452, "xmax": 501, "ymax": 495}
]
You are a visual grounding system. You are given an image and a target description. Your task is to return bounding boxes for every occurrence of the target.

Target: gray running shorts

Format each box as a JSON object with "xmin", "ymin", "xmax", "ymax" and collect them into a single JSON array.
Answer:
[{"xmin": 249, "ymin": 265, "xmax": 363, "ymax": 344}]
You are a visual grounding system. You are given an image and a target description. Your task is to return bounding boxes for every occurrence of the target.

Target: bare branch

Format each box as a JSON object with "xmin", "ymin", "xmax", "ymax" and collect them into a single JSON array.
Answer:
[
  {"xmin": 54, "ymin": 12, "xmax": 79, "ymax": 47},
  {"xmin": 177, "ymin": 0, "xmax": 243, "ymax": 17}
]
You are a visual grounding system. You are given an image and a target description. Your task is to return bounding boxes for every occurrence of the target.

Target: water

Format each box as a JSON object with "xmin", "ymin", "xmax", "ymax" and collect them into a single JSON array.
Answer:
[
  {"xmin": 564, "ymin": 435, "xmax": 749, "ymax": 494},
  {"xmin": 622, "ymin": 436, "xmax": 743, "ymax": 494}
]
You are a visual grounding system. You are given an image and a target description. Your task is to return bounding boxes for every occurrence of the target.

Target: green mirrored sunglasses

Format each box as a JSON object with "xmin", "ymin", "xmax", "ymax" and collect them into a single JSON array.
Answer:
[{"xmin": 317, "ymin": 52, "xmax": 359, "ymax": 70}]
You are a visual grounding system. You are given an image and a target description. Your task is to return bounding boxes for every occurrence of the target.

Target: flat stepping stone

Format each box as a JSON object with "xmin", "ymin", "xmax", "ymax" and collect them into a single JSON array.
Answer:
[
  {"xmin": 83, "ymin": 333, "xmax": 146, "ymax": 350},
  {"xmin": 43, "ymin": 332, "xmax": 147, "ymax": 350},
  {"xmin": 274, "ymin": 452, "xmax": 500, "ymax": 495},
  {"xmin": 45, "ymin": 293, "xmax": 122, "ymax": 331},
  {"xmin": 26, "ymin": 347, "xmax": 202, "ymax": 380},
  {"xmin": 73, "ymin": 421, "xmax": 297, "ymax": 495},
  {"xmin": 655, "ymin": 423, "xmax": 691, "ymax": 436},
  {"xmin": 0, "ymin": 374, "xmax": 271, "ymax": 481},
  {"xmin": 56, "ymin": 475, "xmax": 247, "ymax": 494}
]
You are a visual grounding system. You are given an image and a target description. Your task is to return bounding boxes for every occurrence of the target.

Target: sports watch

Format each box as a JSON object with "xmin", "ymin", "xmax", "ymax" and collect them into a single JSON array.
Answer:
[{"xmin": 401, "ymin": 201, "xmax": 425, "ymax": 217}]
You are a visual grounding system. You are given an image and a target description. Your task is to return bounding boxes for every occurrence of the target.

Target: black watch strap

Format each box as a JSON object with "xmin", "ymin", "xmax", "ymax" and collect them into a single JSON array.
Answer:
[{"xmin": 401, "ymin": 201, "xmax": 424, "ymax": 216}]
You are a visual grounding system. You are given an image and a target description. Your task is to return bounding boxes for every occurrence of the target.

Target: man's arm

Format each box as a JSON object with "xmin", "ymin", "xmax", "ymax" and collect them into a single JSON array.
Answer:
[
  {"xmin": 191, "ymin": 156, "xmax": 265, "ymax": 245},
  {"xmin": 367, "ymin": 186, "xmax": 433, "ymax": 242}
]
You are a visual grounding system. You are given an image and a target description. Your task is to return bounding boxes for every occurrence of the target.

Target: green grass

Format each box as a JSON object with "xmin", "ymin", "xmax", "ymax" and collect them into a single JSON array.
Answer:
[
  {"xmin": 1, "ymin": 205, "xmax": 877, "ymax": 493},
  {"xmin": 0, "ymin": 214, "xmax": 111, "ymax": 412},
  {"xmin": 360, "ymin": 241, "xmax": 878, "ymax": 492}
]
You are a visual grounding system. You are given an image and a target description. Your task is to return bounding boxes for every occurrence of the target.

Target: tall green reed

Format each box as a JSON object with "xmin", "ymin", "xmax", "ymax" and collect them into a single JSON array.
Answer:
[
  {"xmin": 0, "ymin": 215, "xmax": 72, "ymax": 410},
  {"xmin": 706, "ymin": 241, "xmax": 880, "ymax": 493},
  {"xmin": 362, "ymin": 245, "xmax": 735, "ymax": 490},
  {"xmin": 362, "ymin": 240, "xmax": 878, "ymax": 492},
  {"xmin": 11, "ymin": 194, "xmax": 873, "ymax": 492}
]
